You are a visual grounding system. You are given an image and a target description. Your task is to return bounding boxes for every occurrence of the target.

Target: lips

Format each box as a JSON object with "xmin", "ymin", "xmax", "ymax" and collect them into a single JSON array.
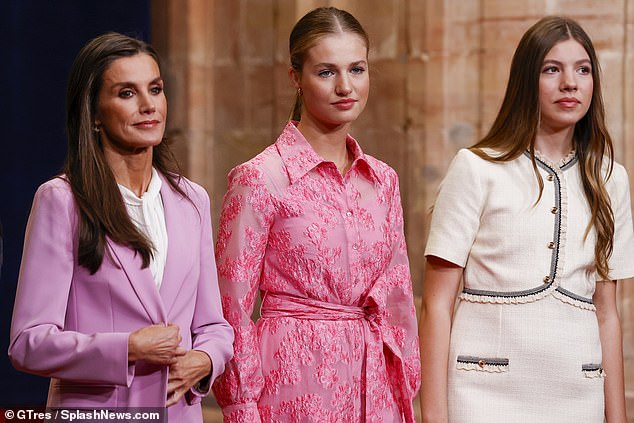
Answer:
[
  {"xmin": 133, "ymin": 120, "xmax": 160, "ymax": 128},
  {"xmin": 332, "ymin": 99, "xmax": 357, "ymax": 110},
  {"xmin": 555, "ymin": 97, "xmax": 580, "ymax": 108}
]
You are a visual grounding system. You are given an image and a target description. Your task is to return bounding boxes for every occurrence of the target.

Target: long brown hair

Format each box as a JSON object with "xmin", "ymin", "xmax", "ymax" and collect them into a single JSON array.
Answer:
[
  {"xmin": 471, "ymin": 16, "xmax": 614, "ymax": 279},
  {"xmin": 288, "ymin": 7, "xmax": 369, "ymax": 121},
  {"xmin": 64, "ymin": 32, "xmax": 188, "ymax": 274}
]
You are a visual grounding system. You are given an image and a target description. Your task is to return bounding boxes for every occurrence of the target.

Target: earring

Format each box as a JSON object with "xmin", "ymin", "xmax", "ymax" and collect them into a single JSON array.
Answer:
[
  {"xmin": 297, "ymin": 88, "xmax": 302, "ymax": 96},
  {"xmin": 93, "ymin": 125, "xmax": 100, "ymax": 133}
]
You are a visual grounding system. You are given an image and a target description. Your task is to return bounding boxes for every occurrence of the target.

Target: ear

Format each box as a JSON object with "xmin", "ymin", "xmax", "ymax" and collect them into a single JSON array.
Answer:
[{"xmin": 288, "ymin": 66, "xmax": 301, "ymax": 89}]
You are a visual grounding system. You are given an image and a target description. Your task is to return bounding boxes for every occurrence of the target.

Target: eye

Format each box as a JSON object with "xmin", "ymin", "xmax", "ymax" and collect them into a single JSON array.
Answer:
[
  {"xmin": 577, "ymin": 66, "xmax": 592, "ymax": 75},
  {"xmin": 150, "ymin": 85, "xmax": 164, "ymax": 95},
  {"xmin": 118, "ymin": 89, "xmax": 135, "ymax": 99},
  {"xmin": 318, "ymin": 69, "xmax": 335, "ymax": 78},
  {"xmin": 542, "ymin": 66, "xmax": 559, "ymax": 74},
  {"xmin": 350, "ymin": 66, "xmax": 366, "ymax": 75}
]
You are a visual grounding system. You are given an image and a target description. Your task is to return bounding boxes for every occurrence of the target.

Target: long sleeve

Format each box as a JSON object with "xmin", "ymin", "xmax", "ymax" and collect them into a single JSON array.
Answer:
[
  {"xmin": 187, "ymin": 186, "xmax": 235, "ymax": 403},
  {"xmin": 372, "ymin": 170, "xmax": 421, "ymax": 420},
  {"xmin": 212, "ymin": 163, "xmax": 274, "ymax": 421},
  {"xmin": 8, "ymin": 181, "xmax": 133, "ymax": 386}
]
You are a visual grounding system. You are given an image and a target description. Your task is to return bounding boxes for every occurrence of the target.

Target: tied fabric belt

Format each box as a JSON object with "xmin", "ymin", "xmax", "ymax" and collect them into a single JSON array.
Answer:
[
  {"xmin": 261, "ymin": 292, "xmax": 369, "ymax": 321},
  {"xmin": 260, "ymin": 292, "xmax": 415, "ymax": 423}
]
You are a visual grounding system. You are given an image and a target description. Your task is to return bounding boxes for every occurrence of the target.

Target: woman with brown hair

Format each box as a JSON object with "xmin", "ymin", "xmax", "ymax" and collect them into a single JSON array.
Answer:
[
  {"xmin": 212, "ymin": 6, "xmax": 420, "ymax": 422},
  {"xmin": 9, "ymin": 32, "xmax": 233, "ymax": 422},
  {"xmin": 420, "ymin": 16, "xmax": 634, "ymax": 422}
]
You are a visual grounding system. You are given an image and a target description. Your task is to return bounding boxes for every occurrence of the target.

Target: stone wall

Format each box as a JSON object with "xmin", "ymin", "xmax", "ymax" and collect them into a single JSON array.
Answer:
[{"xmin": 152, "ymin": 0, "xmax": 634, "ymax": 418}]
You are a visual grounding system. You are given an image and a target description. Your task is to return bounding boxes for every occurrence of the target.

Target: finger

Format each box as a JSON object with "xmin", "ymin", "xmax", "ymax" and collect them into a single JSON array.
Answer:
[
  {"xmin": 147, "ymin": 355, "xmax": 178, "ymax": 366},
  {"xmin": 166, "ymin": 379, "xmax": 179, "ymax": 393},
  {"xmin": 174, "ymin": 347, "xmax": 187, "ymax": 357},
  {"xmin": 167, "ymin": 365, "xmax": 180, "ymax": 379},
  {"xmin": 165, "ymin": 356, "xmax": 180, "ymax": 366},
  {"xmin": 165, "ymin": 388, "xmax": 184, "ymax": 407}
]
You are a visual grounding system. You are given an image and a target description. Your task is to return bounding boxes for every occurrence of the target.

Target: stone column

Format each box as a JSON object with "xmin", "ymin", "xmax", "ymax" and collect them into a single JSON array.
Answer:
[{"xmin": 152, "ymin": 0, "xmax": 216, "ymax": 198}]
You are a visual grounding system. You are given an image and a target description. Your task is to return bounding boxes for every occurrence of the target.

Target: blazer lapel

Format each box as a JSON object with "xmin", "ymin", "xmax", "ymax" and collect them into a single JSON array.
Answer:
[
  {"xmin": 158, "ymin": 176, "xmax": 193, "ymax": 317},
  {"xmin": 108, "ymin": 240, "xmax": 166, "ymax": 324}
]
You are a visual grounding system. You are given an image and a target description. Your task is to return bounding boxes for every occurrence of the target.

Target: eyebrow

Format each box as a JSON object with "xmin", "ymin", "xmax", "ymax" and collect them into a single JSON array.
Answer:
[
  {"xmin": 312, "ymin": 60, "xmax": 368, "ymax": 68},
  {"xmin": 542, "ymin": 58, "xmax": 591, "ymax": 67},
  {"xmin": 109, "ymin": 77, "xmax": 163, "ymax": 88}
]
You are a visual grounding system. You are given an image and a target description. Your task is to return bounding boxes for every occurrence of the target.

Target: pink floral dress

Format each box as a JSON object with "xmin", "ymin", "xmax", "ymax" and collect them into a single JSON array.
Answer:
[{"xmin": 212, "ymin": 122, "xmax": 420, "ymax": 422}]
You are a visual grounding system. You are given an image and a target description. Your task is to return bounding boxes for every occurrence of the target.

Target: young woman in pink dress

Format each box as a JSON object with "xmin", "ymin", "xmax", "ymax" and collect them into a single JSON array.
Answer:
[{"xmin": 212, "ymin": 7, "xmax": 421, "ymax": 422}]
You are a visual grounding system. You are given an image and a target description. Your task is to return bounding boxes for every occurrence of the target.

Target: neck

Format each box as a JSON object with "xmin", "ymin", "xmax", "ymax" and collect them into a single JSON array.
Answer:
[
  {"xmin": 535, "ymin": 125, "xmax": 575, "ymax": 163},
  {"xmin": 296, "ymin": 120, "xmax": 351, "ymax": 173},
  {"xmin": 104, "ymin": 147, "xmax": 154, "ymax": 197}
]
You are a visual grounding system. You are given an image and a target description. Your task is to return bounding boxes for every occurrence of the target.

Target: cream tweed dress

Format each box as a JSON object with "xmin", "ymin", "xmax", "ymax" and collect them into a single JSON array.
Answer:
[{"xmin": 425, "ymin": 148, "xmax": 634, "ymax": 423}]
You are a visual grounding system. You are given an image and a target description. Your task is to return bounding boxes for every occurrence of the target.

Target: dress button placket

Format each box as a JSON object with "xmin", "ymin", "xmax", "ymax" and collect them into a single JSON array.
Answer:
[{"xmin": 546, "ymin": 164, "xmax": 563, "ymax": 291}]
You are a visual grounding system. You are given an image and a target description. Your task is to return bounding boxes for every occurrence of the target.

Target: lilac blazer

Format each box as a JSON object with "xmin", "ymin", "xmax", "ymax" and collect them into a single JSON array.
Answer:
[{"xmin": 9, "ymin": 175, "xmax": 234, "ymax": 422}]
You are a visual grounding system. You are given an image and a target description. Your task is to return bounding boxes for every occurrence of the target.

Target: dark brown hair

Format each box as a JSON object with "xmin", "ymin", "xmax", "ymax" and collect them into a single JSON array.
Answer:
[
  {"xmin": 470, "ymin": 16, "xmax": 614, "ymax": 279},
  {"xmin": 288, "ymin": 7, "xmax": 369, "ymax": 121},
  {"xmin": 64, "ymin": 32, "xmax": 188, "ymax": 274}
]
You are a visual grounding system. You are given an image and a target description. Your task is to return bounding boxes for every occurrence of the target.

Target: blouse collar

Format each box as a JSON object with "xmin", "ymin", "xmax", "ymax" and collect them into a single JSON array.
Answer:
[
  {"xmin": 275, "ymin": 121, "xmax": 379, "ymax": 184},
  {"xmin": 118, "ymin": 167, "xmax": 163, "ymax": 205}
]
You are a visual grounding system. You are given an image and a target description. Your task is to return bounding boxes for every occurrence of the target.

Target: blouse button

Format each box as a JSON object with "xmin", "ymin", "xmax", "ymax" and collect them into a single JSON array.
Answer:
[
  {"xmin": 547, "ymin": 241, "xmax": 555, "ymax": 249},
  {"xmin": 346, "ymin": 211, "xmax": 353, "ymax": 217},
  {"xmin": 543, "ymin": 276, "xmax": 551, "ymax": 284},
  {"xmin": 547, "ymin": 174, "xmax": 554, "ymax": 182},
  {"xmin": 478, "ymin": 360, "xmax": 486, "ymax": 368},
  {"xmin": 352, "ymin": 244, "xmax": 359, "ymax": 250},
  {"xmin": 551, "ymin": 207, "xmax": 558, "ymax": 214}
]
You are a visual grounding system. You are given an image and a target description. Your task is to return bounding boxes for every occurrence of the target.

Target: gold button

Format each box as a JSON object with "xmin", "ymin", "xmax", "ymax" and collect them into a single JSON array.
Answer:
[
  {"xmin": 543, "ymin": 276, "xmax": 551, "ymax": 283},
  {"xmin": 551, "ymin": 207, "xmax": 558, "ymax": 214},
  {"xmin": 547, "ymin": 174, "xmax": 554, "ymax": 181},
  {"xmin": 478, "ymin": 360, "xmax": 486, "ymax": 368},
  {"xmin": 547, "ymin": 241, "xmax": 555, "ymax": 249}
]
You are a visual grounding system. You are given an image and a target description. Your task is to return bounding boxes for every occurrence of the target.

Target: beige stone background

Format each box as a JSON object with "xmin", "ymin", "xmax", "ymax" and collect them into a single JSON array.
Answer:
[{"xmin": 151, "ymin": 0, "xmax": 634, "ymax": 421}]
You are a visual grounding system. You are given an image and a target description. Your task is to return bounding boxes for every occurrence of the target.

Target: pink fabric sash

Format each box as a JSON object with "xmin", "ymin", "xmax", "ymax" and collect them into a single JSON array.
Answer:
[
  {"xmin": 261, "ymin": 292, "xmax": 367, "ymax": 321},
  {"xmin": 260, "ymin": 292, "xmax": 414, "ymax": 423}
]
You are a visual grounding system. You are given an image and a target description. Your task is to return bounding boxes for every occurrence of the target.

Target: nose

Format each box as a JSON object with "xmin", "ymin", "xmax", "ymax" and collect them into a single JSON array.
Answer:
[
  {"xmin": 139, "ymin": 92, "xmax": 156, "ymax": 114},
  {"xmin": 336, "ymin": 74, "xmax": 352, "ymax": 96},
  {"xmin": 561, "ymin": 69, "xmax": 577, "ymax": 92}
]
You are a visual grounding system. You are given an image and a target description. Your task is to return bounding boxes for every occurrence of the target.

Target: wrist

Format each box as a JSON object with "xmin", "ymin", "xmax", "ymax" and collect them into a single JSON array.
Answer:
[
  {"xmin": 127, "ymin": 333, "xmax": 138, "ymax": 362},
  {"xmin": 191, "ymin": 350, "xmax": 212, "ymax": 378}
]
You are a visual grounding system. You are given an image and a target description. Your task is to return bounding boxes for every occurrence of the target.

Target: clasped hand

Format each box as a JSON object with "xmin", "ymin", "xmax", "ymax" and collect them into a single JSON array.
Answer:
[{"xmin": 127, "ymin": 323, "xmax": 211, "ymax": 407}]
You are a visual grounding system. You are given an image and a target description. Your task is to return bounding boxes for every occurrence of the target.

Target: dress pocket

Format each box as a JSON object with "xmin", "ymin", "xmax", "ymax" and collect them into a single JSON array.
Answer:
[
  {"xmin": 456, "ymin": 355, "xmax": 509, "ymax": 373},
  {"xmin": 581, "ymin": 363, "xmax": 605, "ymax": 379}
]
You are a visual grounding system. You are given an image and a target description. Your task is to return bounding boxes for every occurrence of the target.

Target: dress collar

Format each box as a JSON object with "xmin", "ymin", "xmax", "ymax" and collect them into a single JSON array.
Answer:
[
  {"xmin": 532, "ymin": 149, "xmax": 577, "ymax": 169},
  {"xmin": 523, "ymin": 149, "xmax": 578, "ymax": 172},
  {"xmin": 275, "ymin": 121, "xmax": 379, "ymax": 184}
]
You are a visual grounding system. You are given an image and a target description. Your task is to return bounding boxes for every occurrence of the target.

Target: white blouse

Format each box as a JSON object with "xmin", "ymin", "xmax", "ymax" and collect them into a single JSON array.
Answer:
[{"xmin": 118, "ymin": 168, "xmax": 168, "ymax": 288}]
